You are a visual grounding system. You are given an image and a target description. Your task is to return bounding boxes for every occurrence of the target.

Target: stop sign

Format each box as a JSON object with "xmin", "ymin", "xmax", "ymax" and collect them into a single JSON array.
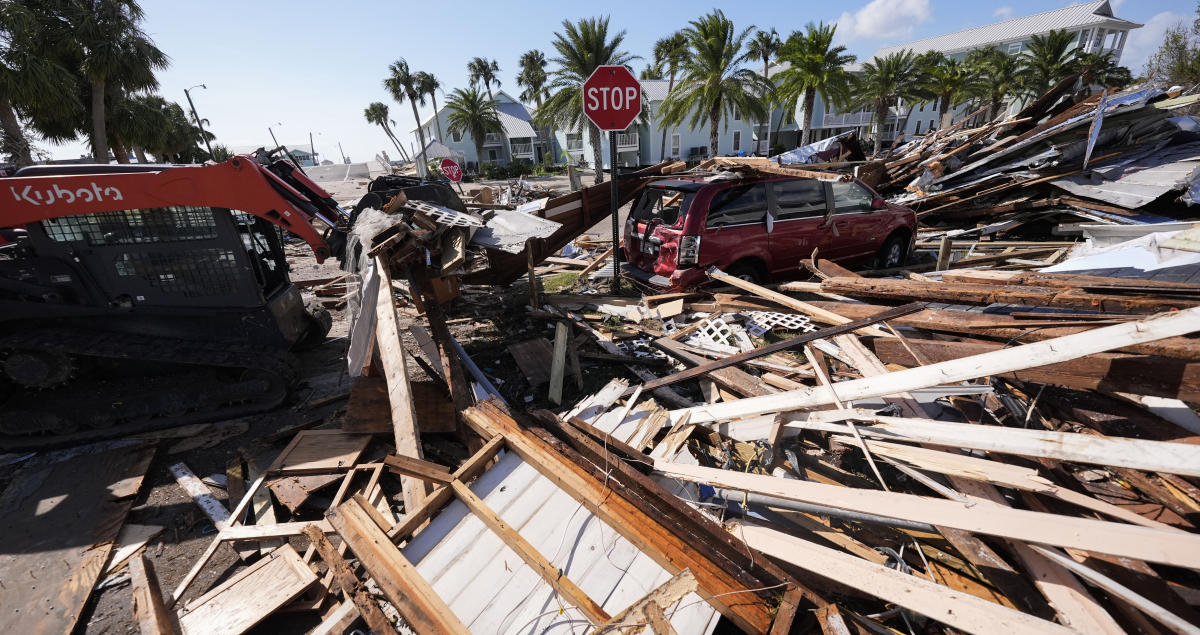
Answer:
[
  {"xmin": 440, "ymin": 158, "xmax": 462, "ymax": 182},
  {"xmin": 583, "ymin": 65, "xmax": 642, "ymax": 131}
]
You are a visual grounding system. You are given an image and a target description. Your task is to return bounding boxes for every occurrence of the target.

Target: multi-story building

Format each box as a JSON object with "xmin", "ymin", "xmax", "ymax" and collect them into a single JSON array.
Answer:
[{"xmin": 412, "ymin": 90, "xmax": 547, "ymax": 170}]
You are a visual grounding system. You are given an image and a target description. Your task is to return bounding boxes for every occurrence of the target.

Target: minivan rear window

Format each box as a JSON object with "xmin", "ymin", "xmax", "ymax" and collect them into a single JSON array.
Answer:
[
  {"xmin": 706, "ymin": 183, "xmax": 767, "ymax": 228},
  {"xmin": 631, "ymin": 188, "xmax": 694, "ymax": 226}
]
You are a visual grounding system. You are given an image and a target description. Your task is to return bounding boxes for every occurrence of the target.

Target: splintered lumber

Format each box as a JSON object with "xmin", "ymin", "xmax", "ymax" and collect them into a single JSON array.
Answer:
[
  {"xmin": 177, "ymin": 544, "xmax": 316, "ymax": 635},
  {"xmin": 869, "ymin": 336, "xmax": 1200, "ymax": 401},
  {"xmin": 375, "ymin": 256, "xmax": 428, "ymax": 512},
  {"xmin": 384, "ymin": 454, "xmax": 454, "ymax": 484},
  {"xmin": 169, "ymin": 462, "xmax": 230, "ymax": 528},
  {"xmin": 129, "ymin": 553, "xmax": 179, "ymax": 635},
  {"xmin": 447, "ymin": 479, "xmax": 612, "ymax": 624},
  {"xmin": 730, "ymin": 521, "xmax": 1074, "ymax": 635},
  {"xmin": 820, "ymin": 276, "xmax": 1200, "ymax": 314},
  {"xmin": 329, "ymin": 496, "xmax": 469, "ymax": 634},
  {"xmin": 673, "ymin": 306, "xmax": 1200, "ymax": 424},
  {"xmin": 654, "ymin": 461, "xmax": 1200, "ymax": 568},
  {"xmin": 795, "ymin": 411, "xmax": 1200, "ymax": 478},
  {"xmin": 708, "ymin": 267, "xmax": 892, "ymax": 337},
  {"xmin": 549, "ymin": 321, "xmax": 569, "ymax": 405},
  {"xmin": 386, "ymin": 435, "xmax": 506, "ymax": 544},
  {"xmin": 595, "ymin": 569, "xmax": 698, "ymax": 633},
  {"xmin": 640, "ymin": 303, "xmax": 922, "ymax": 392},
  {"xmin": 462, "ymin": 401, "xmax": 780, "ymax": 633},
  {"xmin": 654, "ymin": 338, "xmax": 772, "ymax": 397},
  {"xmin": 301, "ymin": 525, "xmax": 394, "ymax": 635}
]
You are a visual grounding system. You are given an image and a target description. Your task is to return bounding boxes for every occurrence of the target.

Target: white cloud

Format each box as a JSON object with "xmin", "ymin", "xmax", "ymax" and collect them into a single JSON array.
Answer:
[
  {"xmin": 1111, "ymin": 0, "xmax": 1127, "ymax": 9},
  {"xmin": 1121, "ymin": 11, "xmax": 1187, "ymax": 74},
  {"xmin": 835, "ymin": 0, "xmax": 933, "ymax": 44},
  {"xmin": 993, "ymin": 6, "xmax": 1014, "ymax": 19}
]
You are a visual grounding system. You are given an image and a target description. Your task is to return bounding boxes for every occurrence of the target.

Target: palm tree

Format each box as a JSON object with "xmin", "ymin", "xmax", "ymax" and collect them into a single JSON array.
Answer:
[
  {"xmin": 1019, "ymin": 29, "xmax": 1078, "ymax": 98},
  {"xmin": 68, "ymin": 0, "xmax": 168, "ymax": 163},
  {"xmin": 517, "ymin": 50, "xmax": 553, "ymax": 163},
  {"xmin": 384, "ymin": 58, "xmax": 429, "ymax": 172},
  {"xmin": 445, "ymin": 87, "xmax": 503, "ymax": 171},
  {"xmin": 926, "ymin": 56, "xmax": 974, "ymax": 128},
  {"xmin": 660, "ymin": 10, "xmax": 770, "ymax": 159},
  {"xmin": 652, "ymin": 32, "xmax": 688, "ymax": 160},
  {"xmin": 364, "ymin": 101, "xmax": 409, "ymax": 161},
  {"xmin": 467, "ymin": 57, "xmax": 502, "ymax": 101},
  {"xmin": 0, "ymin": 1, "xmax": 79, "ymax": 166},
  {"xmin": 965, "ymin": 46, "xmax": 1022, "ymax": 121},
  {"xmin": 1077, "ymin": 51, "xmax": 1133, "ymax": 93},
  {"xmin": 846, "ymin": 50, "xmax": 924, "ymax": 156},
  {"xmin": 110, "ymin": 92, "xmax": 167, "ymax": 162},
  {"xmin": 747, "ymin": 28, "xmax": 780, "ymax": 154},
  {"xmin": 775, "ymin": 22, "xmax": 855, "ymax": 147},
  {"xmin": 416, "ymin": 71, "xmax": 444, "ymax": 142},
  {"xmin": 536, "ymin": 16, "xmax": 637, "ymax": 185},
  {"xmin": 640, "ymin": 64, "xmax": 662, "ymax": 79}
]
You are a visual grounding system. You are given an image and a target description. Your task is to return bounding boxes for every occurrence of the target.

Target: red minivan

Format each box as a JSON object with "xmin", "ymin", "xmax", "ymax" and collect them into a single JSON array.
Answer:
[{"xmin": 622, "ymin": 174, "xmax": 916, "ymax": 289}]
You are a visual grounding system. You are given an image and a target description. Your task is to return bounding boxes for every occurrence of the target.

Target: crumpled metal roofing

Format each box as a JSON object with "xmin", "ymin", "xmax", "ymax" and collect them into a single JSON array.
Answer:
[
  {"xmin": 1053, "ymin": 140, "xmax": 1200, "ymax": 208},
  {"xmin": 872, "ymin": 1, "xmax": 1141, "ymax": 59}
]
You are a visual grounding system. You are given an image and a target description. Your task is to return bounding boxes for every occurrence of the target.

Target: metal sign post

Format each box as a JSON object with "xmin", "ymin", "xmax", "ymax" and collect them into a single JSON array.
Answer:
[{"xmin": 609, "ymin": 131, "xmax": 620, "ymax": 293}]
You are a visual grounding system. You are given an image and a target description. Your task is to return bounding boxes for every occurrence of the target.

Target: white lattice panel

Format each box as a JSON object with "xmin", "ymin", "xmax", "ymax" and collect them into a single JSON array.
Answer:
[
  {"xmin": 407, "ymin": 200, "xmax": 483, "ymax": 227},
  {"xmin": 684, "ymin": 317, "xmax": 753, "ymax": 353},
  {"xmin": 744, "ymin": 311, "xmax": 819, "ymax": 337}
]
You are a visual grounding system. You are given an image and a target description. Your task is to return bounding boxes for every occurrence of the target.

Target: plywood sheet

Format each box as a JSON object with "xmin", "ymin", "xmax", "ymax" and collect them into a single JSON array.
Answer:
[
  {"xmin": 412, "ymin": 380, "xmax": 457, "ymax": 434},
  {"xmin": 177, "ymin": 543, "xmax": 316, "ymax": 635},
  {"xmin": 507, "ymin": 337, "xmax": 554, "ymax": 386},
  {"xmin": 341, "ymin": 375, "xmax": 390, "ymax": 434},
  {"xmin": 0, "ymin": 443, "xmax": 155, "ymax": 633},
  {"xmin": 270, "ymin": 430, "xmax": 370, "ymax": 475}
]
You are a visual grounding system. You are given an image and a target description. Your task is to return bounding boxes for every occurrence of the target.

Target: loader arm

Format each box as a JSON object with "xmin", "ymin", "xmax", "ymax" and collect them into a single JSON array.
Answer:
[{"xmin": 2, "ymin": 155, "xmax": 347, "ymax": 261}]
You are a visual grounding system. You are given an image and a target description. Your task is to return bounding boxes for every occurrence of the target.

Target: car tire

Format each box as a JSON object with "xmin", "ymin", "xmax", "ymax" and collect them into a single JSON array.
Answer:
[
  {"xmin": 725, "ymin": 262, "xmax": 763, "ymax": 285},
  {"xmin": 875, "ymin": 234, "xmax": 909, "ymax": 269}
]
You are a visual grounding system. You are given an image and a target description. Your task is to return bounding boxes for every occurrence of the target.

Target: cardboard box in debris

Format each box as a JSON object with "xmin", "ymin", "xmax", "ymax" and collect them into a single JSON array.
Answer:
[{"xmin": 12, "ymin": 76, "xmax": 1200, "ymax": 635}]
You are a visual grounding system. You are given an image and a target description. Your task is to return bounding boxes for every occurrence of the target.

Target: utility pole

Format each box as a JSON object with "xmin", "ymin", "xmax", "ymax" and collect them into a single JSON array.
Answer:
[
  {"xmin": 184, "ymin": 84, "xmax": 215, "ymax": 158},
  {"xmin": 337, "ymin": 142, "xmax": 347, "ymax": 164},
  {"xmin": 309, "ymin": 132, "xmax": 317, "ymax": 166}
]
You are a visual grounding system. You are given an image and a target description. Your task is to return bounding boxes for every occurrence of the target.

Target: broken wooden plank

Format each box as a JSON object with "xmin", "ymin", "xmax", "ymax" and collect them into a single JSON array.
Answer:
[
  {"xmin": 169, "ymin": 462, "xmax": 229, "ymax": 528},
  {"xmin": 176, "ymin": 544, "xmax": 317, "ymax": 635},
  {"xmin": 301, "ymin": 524, "xmax": 394, "ymax": 634},
  {"xmin": 384, "ymin": 454, "xmax": 454, "ymax": 484},
  {"xmin": 328, "ymin": 496, "xmax": 469, "ymax": 634},
  {"xmin": 673, "ymin": 306, "xmax": 1200, "ymax": 424},
  {"xmin": 130, "ymin": 554, "xmax": 178, "ymax": 635},
  {"xmin": 656, "ymin": 461, "xmax": 1200, "ymax": 569},
  {"xmin": 549, "ymin": 321, "xmax": 570, "ymax": 405},
  {"xmin": 268, "ymin": 430, "xmax": 371, "ymax": 475},
  {"xmin": 507, "ymin": 337, "xmax": 554, "ymax": 386},
  {"xmin": 595, "ymin": 569, "xmax": 698, "ymax": 633},
  {"xmin": 708, "ymin": 266, "xmax": 892, "ymax": 337},
  {"xmin": 731, "ymin": 521, "xmax": 1073, "ymax": 635}
]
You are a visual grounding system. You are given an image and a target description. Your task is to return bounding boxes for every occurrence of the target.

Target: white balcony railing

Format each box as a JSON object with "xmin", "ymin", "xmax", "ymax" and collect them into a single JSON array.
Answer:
[
  {"xmin": 565, "ymin": 135, "xmax": 583, "ymax": 150},
  {"xmin": 510, "ymin": 142, "xmax": 534, "ymax": 157},
  {"xmin": 822, "ymin": 111, "xmax": 873, "ymax": 127},
  {"xmin": 616, "ymin": 132, "xmax": 639, "ymax": 149},
  {"xmin": 483, "ymin": 133, "xmax": 503, "ymax": 146}
]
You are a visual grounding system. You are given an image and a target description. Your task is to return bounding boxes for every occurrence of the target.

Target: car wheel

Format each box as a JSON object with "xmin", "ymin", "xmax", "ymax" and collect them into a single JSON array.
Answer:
[
  {"xmin": 726, "ymin": 262, "xmax": 763, "ymax": 284},
  {"xmin": 876, "ymin": 234, "xmax": 909, "ymax": 269}
]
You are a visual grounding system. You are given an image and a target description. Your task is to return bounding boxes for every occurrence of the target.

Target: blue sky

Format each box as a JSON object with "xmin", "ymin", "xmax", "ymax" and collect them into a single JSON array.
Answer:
[{"xmin": 46, "ymin": 0, "xmax": 1194, "ymax": 162}]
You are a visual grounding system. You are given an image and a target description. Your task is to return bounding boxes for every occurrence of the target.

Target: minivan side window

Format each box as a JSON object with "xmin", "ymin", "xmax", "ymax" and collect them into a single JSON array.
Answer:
[
  {"xmin": 706, "ymin": 184, "xmax": 767, "ymax": 228},
  {"xmin": 831, "ymin": 181, "xmax": 875, "ymax": 214},
  {"xmin": 772, "ymin": 179, "xmax": 827, "ymax": 221}
]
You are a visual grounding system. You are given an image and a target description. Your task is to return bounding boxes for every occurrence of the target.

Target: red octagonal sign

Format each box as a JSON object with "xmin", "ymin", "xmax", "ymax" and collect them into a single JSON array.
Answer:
[{"xmin": 583, "ymin": 65, "xmax": 642, "ymax": 132}]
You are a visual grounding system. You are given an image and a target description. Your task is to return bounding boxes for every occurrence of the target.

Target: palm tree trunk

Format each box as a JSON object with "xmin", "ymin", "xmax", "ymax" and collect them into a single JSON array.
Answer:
[
  {"xmin": 708, "ymin": 105, "xmax": 720, "ymax": 158},
  {"xmin": 134, "ymin": 146, "xmax": 149, "ymax": 163},
  {"xmin": 938, "ymin": 96, "xmax": 951, "ymax": 129},
  {"xmin": 111, "ymin": 132, "xmax": 130, "ymax": 164},
  {"xmin": 381, "ymin": 122, "xmax": 410, "ymax": 161},
  {"xmin": 589, "ymin": 124, "xmax": 604, "ymax": 185},
  {"xmin": 989, "ymin": 95, "xmax": 1003, "ymax": 122},
  {"xmin": 873, "ymin": 102, "xmax": 887, "ymax": 157},
  {"xmin": 0, "ymin": 97, "xmax": 33, "ymax": 167},
  {"xmin": 658, "ymin": 71, "xmax": 676, "ymax": 161},
  {"xmin": 474, "ymin": 141, "xmax": 485, "ymax": 172},
  {"xmin": 773, "ymin": 100, "xmax": 786, "ymax": 150},
  {"xmin": 762, "ymin": 61, "xmax": 770, "ymax": 156},
  {"xmin": 410, "ymin": 100, "xmax": 428, "ymax": 176},
  {"xmin": 801, "ymin": 89, "xmax": 817, "ymax": 146},
  {"xmin": 91, "ymin": 78, "xmax": 108, "ymax": 163}
]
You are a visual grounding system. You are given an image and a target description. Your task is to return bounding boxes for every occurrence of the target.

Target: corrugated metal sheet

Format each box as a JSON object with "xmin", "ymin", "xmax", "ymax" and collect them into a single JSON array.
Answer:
[
  {"xmin": 1053, "ymin": 141, "xmax": 1200, "ymax": 208},
  {"xmin": 872, "ymin": 1, "xmax": 1140, "ymax": 59},
  {"xmin": 495, "ymin": 101, "xmax": 538, "ymax": 138}
]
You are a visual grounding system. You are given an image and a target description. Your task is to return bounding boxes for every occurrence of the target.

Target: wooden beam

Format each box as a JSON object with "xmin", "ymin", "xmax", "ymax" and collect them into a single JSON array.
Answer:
[
  {"xmin": 301, "ymin": 524, "xmax": 395, "ymax": 634},
  {"xmin": 639, "ymin": 303, "xmax": 922, "ymax": 392},
  {"xmin": 129, "ymin": 554, "xmax": 178, "ymax": 635},
  {"xmin": 384, "ymin": 454, "xmax": 454, "ymax": 484},
  {"xmin": 730, "ymin": 521, "xmax": 1074, "ymax": 635},
  {"xmin": 595, "ymin": 569, "xmax": 698, "ymax": 633},
  {"xmin": 549, "ymin": 321, "xmax": 569, "ymax": 405},
  {"xmin": 386, "ymin": 435, "xmax": 505, "ymax": 543},
  {"xmin": 328, "ymin": 497, "xmax": 469, "ymax": 634},
  {"xmin": 707, "ymin": 267, "xmax": 891, "ymax": 337},
  {"xmin": 655, "ymin": 461, "xmax": 1200, "ymax": 569},
  {"xmin": 796, "ymin": 411, "xmax": 1200, "ymax": 478},
  {"xmin": 673, "ymin": 306, "xmax": 1200, "ymax": 424},
  {"xmin": 374, "ymin": 256, "xmax": 428, "ymax": 514},
  {"xmin": 448, "ymin": 479, "xmax": 611, "ymax": 624},
  {"xmin": 654, "ymin": 338, "xmax": 772, "ymax": 397}
]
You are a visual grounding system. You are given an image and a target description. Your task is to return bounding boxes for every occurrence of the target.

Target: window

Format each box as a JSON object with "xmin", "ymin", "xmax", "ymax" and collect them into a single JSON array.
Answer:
[
  {"xmin": 488, "ymin": 149, "xmax": 497, "ymax": 161},
  {"xmin": 565, "ymin": 133, "xmax": 583, "ymax": 150},
  {"xmin": 733, "ymin": 107, "xmax": 741, "ymax": 121},
  {"xmin": 831, "ymin": 181, "xmax": 875, "ymax": 214},
  {"xmin": 732, "ymin": 131, "xmax": 741, "ymax": 152},
  {"xmin": 706, "ymin": 183, "xmax": 768, "ymax": 228},
  {"xmin": 670, "ymin": 133, "xmax": 680, "ymax": 157},
  {"xmin": 43, "ymin": 206, "xmax": 219, "ymax": 245},
  {"xmin": 452, "ymin": 130, "xmax": 463, "ymax": 143},
  {"xmin": 631, "ymin": 187, "xmax": 695, "ymax": 226},
  {"xmin": 914, "ymin": 121, "xmax": 923, "ymax": 135},
  {"xmin": 772, "ymin": 179, "xmax": 827, "ymax": 221},
  {"xmin": 1007, "ymin": 42, "xmax": 1021, "ymax": 55}
]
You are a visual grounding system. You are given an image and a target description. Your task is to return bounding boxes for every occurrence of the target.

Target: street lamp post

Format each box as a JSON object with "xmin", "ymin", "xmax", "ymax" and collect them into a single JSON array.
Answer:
[
  {"xmin": 183, "ymin": 84, "xmax": 215, "ymax": 159},
  {"xmin": 268, "ymin": 122, "xmax": 282, "ymax": 149}
]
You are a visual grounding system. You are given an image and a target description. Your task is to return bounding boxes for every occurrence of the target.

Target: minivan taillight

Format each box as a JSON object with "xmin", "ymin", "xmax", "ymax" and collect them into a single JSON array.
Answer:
[{"xmin": 678, "ymin": 235, "xmax": 701, "ymax": 266}]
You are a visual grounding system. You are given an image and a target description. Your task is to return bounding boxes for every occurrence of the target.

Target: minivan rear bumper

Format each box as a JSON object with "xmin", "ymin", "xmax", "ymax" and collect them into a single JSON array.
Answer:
[{"xmin": 620, "ymin": 264, "xmax": 707, "ymax": 290}]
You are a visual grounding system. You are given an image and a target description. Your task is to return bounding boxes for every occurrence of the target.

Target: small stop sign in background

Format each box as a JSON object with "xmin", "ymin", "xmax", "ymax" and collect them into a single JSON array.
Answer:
[
  {"xmin": 582, "ymin": 65, "xmax": 642, "ymax": 131},
  {"xmin": 440, "ymin": 158, "xmax": 462, "ymax": 182}
]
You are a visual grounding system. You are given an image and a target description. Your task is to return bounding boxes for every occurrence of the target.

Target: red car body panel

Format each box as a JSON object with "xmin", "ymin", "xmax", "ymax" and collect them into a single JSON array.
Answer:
[{"xmin": 623, "ymin": 175, "xmax": 916, "ymax": 290}]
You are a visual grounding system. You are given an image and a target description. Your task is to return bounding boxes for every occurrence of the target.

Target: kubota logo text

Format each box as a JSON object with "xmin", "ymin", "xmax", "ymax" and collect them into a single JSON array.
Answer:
[{"xmin": 11, "ymin": 182, "xmax": 124, "ymax": 206}]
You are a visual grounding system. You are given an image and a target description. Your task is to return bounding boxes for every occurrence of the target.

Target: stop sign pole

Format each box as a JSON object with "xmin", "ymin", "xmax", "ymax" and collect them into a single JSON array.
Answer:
[{"xmin": 583, "ymin": 65, "xmax": 641, "ymax": 294}]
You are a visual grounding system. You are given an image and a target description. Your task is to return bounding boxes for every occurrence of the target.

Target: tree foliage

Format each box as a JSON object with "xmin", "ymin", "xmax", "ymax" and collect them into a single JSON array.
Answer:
[
  {"xmin": 775, "ymin": 22, "xmax": 855, "ymax": 145},
  {"xmin": 445, "ymin": 86, "xmax": 503, "ymax": 171}
]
